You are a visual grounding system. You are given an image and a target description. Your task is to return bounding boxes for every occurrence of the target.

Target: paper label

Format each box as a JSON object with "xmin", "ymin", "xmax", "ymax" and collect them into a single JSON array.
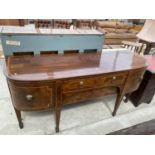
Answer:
[{"xmin": 6, "ymin": 40, "xmax": 20, "ymax": 46}]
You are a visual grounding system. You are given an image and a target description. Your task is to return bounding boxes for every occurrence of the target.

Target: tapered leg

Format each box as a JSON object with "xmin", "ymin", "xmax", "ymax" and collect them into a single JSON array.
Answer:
[
  {"xmin": 55, "ymin": 108, "xmax": 61, "ymax": 132},
  {"xmin": 14, "ymin": 108, "xmax": 23, "ymax": 129},
  {"xmin": 112, "ymin": 93, "xmax": 124, "ymax": 116},
  {"xmin": 55, "ymin": 81, "xmax": 62, "ymax": 133}
]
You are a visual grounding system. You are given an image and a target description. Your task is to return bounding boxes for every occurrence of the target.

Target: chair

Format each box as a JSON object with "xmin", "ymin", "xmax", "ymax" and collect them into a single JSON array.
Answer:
[
  {"xmin": 53, "ymin": 20, "xmax": 71, "ymax": 29},
  {"xmin": 34, "ymin": 19, "xmax": 52, "ymax": 28},
  {"xmin": 74, "ymin": 20, "xmax": 94, "ymax": 29},
  {"xmin": 121, "ymin": 41, "xmax": 144, "ymax": 55}
]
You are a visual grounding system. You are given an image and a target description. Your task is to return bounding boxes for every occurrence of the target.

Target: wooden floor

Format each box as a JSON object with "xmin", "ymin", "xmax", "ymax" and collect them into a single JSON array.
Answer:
[{"xmin": 108, "ymin": 119, "xmax": 155, "ymax": 135}]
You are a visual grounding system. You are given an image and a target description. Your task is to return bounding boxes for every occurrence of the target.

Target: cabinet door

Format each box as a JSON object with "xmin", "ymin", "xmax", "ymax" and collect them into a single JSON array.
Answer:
[
  {"xmin": 125, "ymin": 68, "xmax": 146, "ymax": 93},
  {"xmin": 8, "ymin": 81, "xmax": 54, "ymax": 111}
]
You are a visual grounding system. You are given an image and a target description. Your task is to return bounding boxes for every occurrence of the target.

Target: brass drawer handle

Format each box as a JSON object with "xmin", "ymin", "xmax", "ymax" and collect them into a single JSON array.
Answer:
[
  {"xmin": 112, "ymin": 76, "xmax": 116, "ymax": 80},
  {"xmin": 26, "ymin": 94, "xmax": 33, "ymax": 101},
  {"xmin": 80, "ymin": 81, "xmax": 84, "ymax": 85}
]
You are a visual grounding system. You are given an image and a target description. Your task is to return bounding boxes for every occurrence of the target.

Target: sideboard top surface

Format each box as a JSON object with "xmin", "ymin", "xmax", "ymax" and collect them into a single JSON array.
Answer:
[
  {"xmin": 1, "ymin": 26, "xmax": 103, "ymax": 35},
  {"xmin": 4, "ymin": 50, "xmax": 148, "ymax": 81}
]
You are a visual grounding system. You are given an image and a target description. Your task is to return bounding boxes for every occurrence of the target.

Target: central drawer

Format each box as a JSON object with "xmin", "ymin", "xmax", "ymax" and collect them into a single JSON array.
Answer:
[
  {"xmin": 96, "ymin": 72, "xmax": 128, "ymax": 87},
  {"xmin": 62, "ymin": 72, "xmax": 128, "ymax": 93},
  {"xmin": 62, "ymin": 77, "xmax": 95, "ymax": 92}
]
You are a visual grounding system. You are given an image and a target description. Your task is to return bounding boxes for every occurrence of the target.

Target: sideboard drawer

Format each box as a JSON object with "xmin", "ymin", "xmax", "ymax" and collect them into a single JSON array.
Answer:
[
  {"xmin": 62, "ymin": 72, "xmax": 128, "ymax": 92},
  {"xmin": 8, "ymin": 83, "xmax": 53, "ymax": 111},
  {"xmin": 62, "ymin": 77, "xmax": 95, "ymax": 92},
  {"xmin": 63, "ymin": 87, "xmax": 117, "ymax": 105},
  {"xmin": 96, "ymin": 72, "xmax": 128, "ymax": 87}
]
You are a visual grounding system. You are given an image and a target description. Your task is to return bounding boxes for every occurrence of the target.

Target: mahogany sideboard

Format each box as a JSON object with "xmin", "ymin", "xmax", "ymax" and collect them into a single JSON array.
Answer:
[{"xmin": 3, "ymin": 50, "xmax": 147, "ymax": 132}]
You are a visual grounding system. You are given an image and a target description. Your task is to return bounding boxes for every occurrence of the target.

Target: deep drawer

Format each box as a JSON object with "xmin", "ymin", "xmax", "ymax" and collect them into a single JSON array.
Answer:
[
  {"xmin": 63, "ymin": 87, "xmax": 117, "ymax": 105},
  {"xmin": 8, "ymin": 82, "xmax": 53, "ymax": 111}
]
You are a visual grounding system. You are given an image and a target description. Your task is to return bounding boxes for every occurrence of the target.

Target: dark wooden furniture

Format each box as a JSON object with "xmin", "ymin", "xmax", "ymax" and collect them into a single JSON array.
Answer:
[
  {"xmin": 108, "ymin": 119, "xmax": 155, "ymax": 135},
  {"xmin": 3, "ymin": 50, "xmax": 147, "ymax": 132},
  {"xmin": 74, "ymin": 20, "xmax": 94, "ymax": 29},
  {"xmin": 34, "ymin": 19, "xmax": 52, "ymax": 28},
  {"xmin": 129, "ymin": 55, "xmax": 155, "ymax": 106},
  {"xmin": 53, "ymin": 20, "xmax": 71, "ymax": 29}
]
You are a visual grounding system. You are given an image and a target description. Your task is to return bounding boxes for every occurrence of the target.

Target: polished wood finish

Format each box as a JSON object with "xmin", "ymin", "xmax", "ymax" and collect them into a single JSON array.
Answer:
[
  {"xmin": 63, "ymin": 87, "xmax": 117, "ymax": 105},
  {"xmin": 14, "ymin": 108, "xmax": 23, "ymax": 129},
  {"xmin": 7, "ymin": 81, "xmax": 54, "ymax": 111},
  {"xmin": 4, "ymin": 50, "xmax": 147, "ymax": 132}
]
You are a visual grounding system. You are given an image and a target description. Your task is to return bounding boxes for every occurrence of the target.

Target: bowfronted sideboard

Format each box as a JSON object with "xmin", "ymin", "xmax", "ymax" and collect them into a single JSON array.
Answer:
[{"xmin": 3, "ymin": 50, "xmax": 147, "ymax": 132}]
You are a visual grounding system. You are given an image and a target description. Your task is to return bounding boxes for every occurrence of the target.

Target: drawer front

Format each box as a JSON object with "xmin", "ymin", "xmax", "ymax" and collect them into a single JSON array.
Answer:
[
  {"xmin": 9, "ymin": 83, "xmax": 53, "ymax": 111},
  {"xmin": 63, "ymin": 87, "xmax": 117, "ymax": 105},
  {"xmin": 63, "ymin": 72, "xmax": 128, "ymax": 92},
  {"xmin": 96, "ymin": 72, "xmax": 128, "ymax": 87},
  {"xmin": 62, "ymin": 77, "xmax": 95, "ymax": 92},
  {"xmin": 125, "ymin": 68, "xmax": 146, "ymax": 93}
]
